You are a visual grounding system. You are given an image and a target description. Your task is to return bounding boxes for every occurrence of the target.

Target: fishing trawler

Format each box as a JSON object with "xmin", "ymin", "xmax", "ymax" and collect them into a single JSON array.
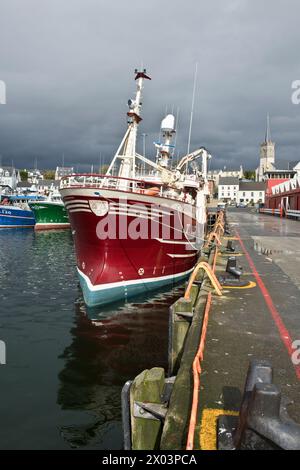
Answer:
[
  {"xmin": 0, "ymin": 195, "xmax": 38, "ymax": 228},
  {"xmin": 28, "ymin": 191, "xmax": 70, "ymax": 230},
  {"xmin": 60, "ymin": 70, "xmax": 211, "ymax": 307}
]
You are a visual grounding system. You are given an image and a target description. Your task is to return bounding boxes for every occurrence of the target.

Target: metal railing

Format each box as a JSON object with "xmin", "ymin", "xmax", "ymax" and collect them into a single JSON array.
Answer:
[{"xmin": 60, "ymin": 174, "xmax": 196, "ymax": 205}]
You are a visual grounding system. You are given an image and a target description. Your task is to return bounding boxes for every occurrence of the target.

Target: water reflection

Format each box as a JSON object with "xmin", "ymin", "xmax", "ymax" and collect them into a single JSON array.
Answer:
[
  {"xmin": 57, "ymin": 286, "xmax": 183, "ymax": 449},
  {"xmin": 0, "ymin": 227, "xmax": 184, "ymax": 449}
]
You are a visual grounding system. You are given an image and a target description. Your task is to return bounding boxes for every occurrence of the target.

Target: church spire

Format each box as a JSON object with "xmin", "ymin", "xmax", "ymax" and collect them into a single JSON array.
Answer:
[{"xmin": 265, "ymin": 113, "xmax": 271, "ymax": 143}]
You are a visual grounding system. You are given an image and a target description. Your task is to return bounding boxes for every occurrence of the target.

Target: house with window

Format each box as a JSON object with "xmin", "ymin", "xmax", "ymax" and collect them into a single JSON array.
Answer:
[
  {"xmin": 218, "ymin": 177, "xmax": 239, "ymax": 202},
  {"xmin": 237, "ymin": 181, "xmax": 266, "ymax": 204},
  {"xmin": 0, "ymin": 167, "xmax": 20, "ymax": 190},
  {"xmin": 16, "ymin": 179, "xmax": 59, "ymax": 195},
  {"xmin": 208, "ymin": 166, "xmax": 243, "ymax": 186},
  {"xmin": 27, "ymin": 169, "xmax": 44, "ymax": 184}
]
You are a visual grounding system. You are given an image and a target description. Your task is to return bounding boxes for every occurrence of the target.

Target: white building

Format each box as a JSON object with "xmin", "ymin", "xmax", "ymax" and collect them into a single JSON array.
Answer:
[
  {"xmin": 55, "ymin": 166, "xmax": 74, "ymax": 180},
  {"xmin": 218, "ymin": 177, "xmax": 239, "ymax": 202},
  {"xmin": 0, "ymin": 167, "xmax": 20, "ymax": 190},
  {"xmin": 28, "ymin": 169, "xmax": 44, "ymax": 184},
  {"xmin": 36, "ymin": 179, "xmax": 59, "ymax": 193},
  {"xmin": 208, "ymin": 166, "xmax": 243, "ymax": 187},
  {"xmin": 16, "ymin": 181, "xmax": 35, "ymax": 193},
  {"xmin": 16, "ymin": 179, "xmax": 59, "ymax": 194},
  {"xmin": 293, "ymin": 162, "xmax": 300, "ymax": 177},
  {"xmin": 238, "ymin": 182, "xmax": 266, "ymax": 204}
]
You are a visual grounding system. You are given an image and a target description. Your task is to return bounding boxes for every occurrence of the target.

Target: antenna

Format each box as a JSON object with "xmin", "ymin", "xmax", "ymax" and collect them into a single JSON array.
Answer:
[
  {"xmin": 99, "ymin": 152, "xmax": 102, "ymax": 173},
  {"xmin": 142, "ymin": 133, "xmax": 147, "ymax": 156},
  {"xmin": 187, "ymin": 63, "xmax": 198, "ymax": 155},
  {"xmin": 173, "ymin": 107, "xmax": 180, "ymax": 159}
]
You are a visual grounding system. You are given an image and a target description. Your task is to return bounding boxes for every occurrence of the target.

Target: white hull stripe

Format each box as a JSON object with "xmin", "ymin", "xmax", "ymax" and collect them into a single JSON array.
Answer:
[
  {"xmin": 61, "ymin": 187, "xmax": 195, "ymax": 214},
  {"xmin": 155, "ymin": 238, "xmax": 195, "ymax": 245},
  {"xmin": 65, "ymin": 204, "xmax": 89, "ymax": 210},
  {"xmin": 167, "ymin": 253, "xmax": 197, "ymax": 258},
  {"xmin": 77, "ymin": 266, "xmax": 194, "ymax": 292},
  {"xmin": 0, "ymin": 213, "xmax": 34, "ymax": 219},
  {"xmin": 64, "ymin": 199, "xmax": 89, "ymax": 206},
  {"xmin": 65, "ymin": 199, "xmax": 175, "ymax": 217},
  {"xmin": 69, "ymin": 208, "xmax": 92, "ymax": 214},
  {"xmin": 66, "ymin": 204, "xmax": 91, "ymax": 210},
  {"xmin": 112, "ymin": 203, "xmax": 173, "ymax": 217},
  {"xmin": 110, "ymin": 207, "xmax": 156, "ymax": 217}
]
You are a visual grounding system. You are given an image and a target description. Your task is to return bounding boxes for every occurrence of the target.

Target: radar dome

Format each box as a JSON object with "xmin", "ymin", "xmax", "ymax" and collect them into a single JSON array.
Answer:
[{"xmin": 161, "ymin": 114, "xmax": 175, "ymax": 133}]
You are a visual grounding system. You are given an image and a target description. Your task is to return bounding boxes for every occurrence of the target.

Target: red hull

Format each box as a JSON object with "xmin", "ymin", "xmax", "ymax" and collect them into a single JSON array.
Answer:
[{"xmin": 61, "ymin": 187, "xmax": 202, "ymax": 306}]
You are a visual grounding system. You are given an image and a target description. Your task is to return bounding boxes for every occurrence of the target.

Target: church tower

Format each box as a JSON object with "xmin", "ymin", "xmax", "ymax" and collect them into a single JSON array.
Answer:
[{"xmin": 257, "ymin": 114, "xmax": 275, "ymax": 181}]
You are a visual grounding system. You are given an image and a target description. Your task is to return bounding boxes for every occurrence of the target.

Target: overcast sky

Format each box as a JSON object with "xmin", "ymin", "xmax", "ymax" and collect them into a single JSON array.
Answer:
[{"xmin": 0, "ymin": 0, "xmax": 300, "ymax": 171}]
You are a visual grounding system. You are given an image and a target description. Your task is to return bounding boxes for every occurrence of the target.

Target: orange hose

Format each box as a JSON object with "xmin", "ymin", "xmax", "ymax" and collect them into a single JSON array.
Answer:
[
  {"xmin": 185, "ymin": 215, "xmax": 223, "ymax": 450},
  {"xmin": 205, "ymin": 231, "xmax": 222, "ymax": 248},
  {"xmin": 212, "ymin": 246, "xmax": 218, "ymax": 272},
  {"xmin": 184, "ymin": 261, "xmax": 222, "ymax": 300},
  {"xmin": 186, "ymin": 292, "xmax": 212, "ymax": 450}
]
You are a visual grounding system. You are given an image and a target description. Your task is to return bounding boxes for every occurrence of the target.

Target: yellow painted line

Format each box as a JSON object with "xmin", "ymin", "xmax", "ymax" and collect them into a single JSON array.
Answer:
[
  {"xmin": 222, "ymin": 280, "xmax": 257, "ymax": 289},
  {"xmin": 222, "ymin": 237, "xmax": 238, "ymax": 240},
  {"xmin": 200, "ymin": 408, "xmax": 239, "ymax": 450}
]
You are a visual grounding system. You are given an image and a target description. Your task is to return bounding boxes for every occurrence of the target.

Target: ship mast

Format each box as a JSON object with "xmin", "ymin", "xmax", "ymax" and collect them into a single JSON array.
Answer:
[
  {"xmin": 154, "ymin": 114, "xmax": 176, "ymax": 170},
  {"xmin": 106, "ymin": 69, "xmax": 151, "ymax": 185}
]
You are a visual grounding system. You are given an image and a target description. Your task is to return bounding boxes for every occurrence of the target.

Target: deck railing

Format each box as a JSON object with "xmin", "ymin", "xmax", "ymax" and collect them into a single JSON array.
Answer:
[
  {"xmin": 60, "ymin": 174, "xmax": 161, "ymax": 190},
  {"xmin": 60, "ymin": 174, "xmax": 196, "ymax": 205}
]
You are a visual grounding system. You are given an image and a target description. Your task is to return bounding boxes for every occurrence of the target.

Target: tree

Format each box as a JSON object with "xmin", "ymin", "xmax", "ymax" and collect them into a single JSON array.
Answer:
[
  {"xmin": 19, "ymin": 170, "xmax": 28, "ymax": 181},
  {"xmin": 99, "ymin": 164, "xmax": 109, "ymax": 174},
  {"xmin": 43, "ymin": 170, "xmax": 55, "ymax": 180},
  {"xmin": 244, "ymin": 170, "xmax": 256, "ymax": 180}
]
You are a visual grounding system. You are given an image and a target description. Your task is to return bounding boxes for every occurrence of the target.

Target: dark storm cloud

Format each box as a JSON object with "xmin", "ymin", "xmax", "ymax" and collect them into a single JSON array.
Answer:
[{"xmin": 0, "ymin": 0, "xmax": 300, "ymax": 170}]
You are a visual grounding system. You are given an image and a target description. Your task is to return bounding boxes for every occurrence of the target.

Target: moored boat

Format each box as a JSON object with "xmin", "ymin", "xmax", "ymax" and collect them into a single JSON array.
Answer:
[
  {"xmin": 60, "ymin": 70, "xmax": 211, "ymax": 307},
  {"xmin": 0, "ymin": 195, "xmax": 36, "ymax": 228},
  {"xmin": 28, "ymin": 191, "xmax": 70, "ymax": 230}
]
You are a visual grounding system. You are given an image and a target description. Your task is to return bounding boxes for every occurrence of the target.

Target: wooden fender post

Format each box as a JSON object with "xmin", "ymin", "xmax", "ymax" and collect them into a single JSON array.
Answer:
[
  {"xmin": 169, "ymin": 298, "xmax": 194, "ymax": 377},
  {"xmin": 130, "ymin": 367, "xmax": 165, "ymax": 450}
]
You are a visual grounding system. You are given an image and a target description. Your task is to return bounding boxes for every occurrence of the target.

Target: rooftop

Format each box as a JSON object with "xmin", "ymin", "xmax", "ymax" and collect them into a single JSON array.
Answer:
[
  {"xmin": 239, "ymin": 181, "xmax": 266, "ymax": 191},
  {"xmin": 218, "ymin": 176, "xmax": 240, "ymax": 185}
]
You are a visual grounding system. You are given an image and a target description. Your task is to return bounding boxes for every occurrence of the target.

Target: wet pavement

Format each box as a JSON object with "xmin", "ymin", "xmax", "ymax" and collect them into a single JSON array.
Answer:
[{"xmin": 198, "ymin": 208, "xmax": 300, "ymax": 448}]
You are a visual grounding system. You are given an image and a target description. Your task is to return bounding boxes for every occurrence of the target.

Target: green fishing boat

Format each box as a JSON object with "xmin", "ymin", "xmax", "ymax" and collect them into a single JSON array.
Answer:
[{"xmin": 29, "ymin": 192, "xmax": 70, "ymax": 230}]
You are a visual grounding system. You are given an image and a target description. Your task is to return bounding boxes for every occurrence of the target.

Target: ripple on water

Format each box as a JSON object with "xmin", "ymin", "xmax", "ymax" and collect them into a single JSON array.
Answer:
[{"xmin": 0, "ymin": 229, "xmax": 183, "ymax": 449}]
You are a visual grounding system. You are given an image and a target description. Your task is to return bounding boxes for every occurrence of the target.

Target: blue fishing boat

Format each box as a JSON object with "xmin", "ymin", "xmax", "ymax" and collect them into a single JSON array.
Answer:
[{"xmin": 0, "ymin": 195, "xmax": 43, "ymax": 228}]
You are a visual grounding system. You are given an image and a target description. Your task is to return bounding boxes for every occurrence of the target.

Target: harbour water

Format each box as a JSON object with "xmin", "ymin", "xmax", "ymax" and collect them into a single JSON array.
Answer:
[{"xmin": 0, "ymin": 230, "xmax": 182, "ymax": 449}]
